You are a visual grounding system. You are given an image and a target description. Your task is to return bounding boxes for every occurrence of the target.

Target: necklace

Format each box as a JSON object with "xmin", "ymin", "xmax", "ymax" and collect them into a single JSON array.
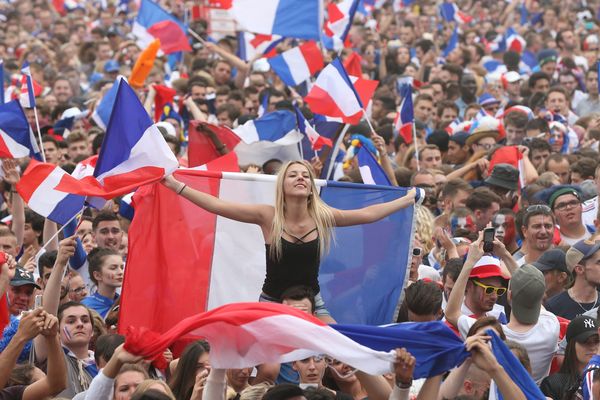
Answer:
[{"xmin": 569, "ymin": 289, "xmax": 599, "ymax": 313}]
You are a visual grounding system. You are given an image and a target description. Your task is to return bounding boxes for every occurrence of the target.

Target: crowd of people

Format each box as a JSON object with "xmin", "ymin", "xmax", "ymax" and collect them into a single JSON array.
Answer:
[{"xmin": 3, "ymin": 0, "xmax": 600, "ymax": 399}]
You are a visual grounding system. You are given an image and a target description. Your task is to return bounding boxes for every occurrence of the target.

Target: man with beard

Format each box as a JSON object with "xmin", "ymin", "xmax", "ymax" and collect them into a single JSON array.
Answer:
[
  {"xmin": 446, "ymin": 132, "xmax": 471, "ymax": 167},
  {"xmin": 546, "ymin": 240, "xmax": 600, "ymax": 319},
  {"xmin": 492, "ymin": 209, "xmax": 519, "ymax": 254},
  {"xmin": 515, "ymin": 205, "xmax": 555, "ymax": 265}
]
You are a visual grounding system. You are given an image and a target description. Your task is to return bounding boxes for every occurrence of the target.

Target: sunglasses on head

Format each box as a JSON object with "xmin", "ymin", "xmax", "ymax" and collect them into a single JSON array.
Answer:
[{"xmin": 472, "ymin": 280, "xmax": 506, "ymax": 296}]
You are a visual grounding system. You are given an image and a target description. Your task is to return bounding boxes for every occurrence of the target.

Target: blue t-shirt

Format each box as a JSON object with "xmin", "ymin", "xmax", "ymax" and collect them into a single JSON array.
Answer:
[{"xmin": 81, "ymin": 292, "xmax": 118, "ymax": 318}]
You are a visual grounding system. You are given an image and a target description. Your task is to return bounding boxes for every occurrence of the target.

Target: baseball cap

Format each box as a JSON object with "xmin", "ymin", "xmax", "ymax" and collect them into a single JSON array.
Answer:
[
  {"xmin": 449, "ymin": 131, "xmax": 469, "ymax": 146},
  {"xmin": 104, "ymin": 60, "xmax": 120, "ymax": 73},
  {"xmin": 510, "ymin": 264, "xmax": 545, "ymax": 324},
  {"xmin": 566, "ymin": 239, "xmax": 600, "ymax": 272},
  {"xmin": 532, "ymin": 248, "xmax": 568, "ymax": 274},
  {"xmin": 566, "ymin": 315, "xmax": 599, "ymax": 343},
  {"xmin": 469, "ymin": 256, "xmax": 509, "ymax": 280},
  {"xmin": 10, "ymin": 268, "xmax": 41, "ymax": 289},
  {"xmin": 537, "ymin": 49, "xmax": 558, "ymax": 66},
  {"xmin": 478, "ymin": 93, "xmax": 501, "ymax": 107},
  {"xmin": 503, "ymin": 71, "xmax": 522, "ymax": 83},
  {"xmin": 485, "ymin": 164, "xmax": 519, "ymax": 191}
]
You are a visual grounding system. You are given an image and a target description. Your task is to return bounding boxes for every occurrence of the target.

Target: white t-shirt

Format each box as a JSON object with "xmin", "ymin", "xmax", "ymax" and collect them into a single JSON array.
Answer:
[
  {"xmin": 560, "ymin": 226, "xmax": 593, "ymax": 246},
  {"xmin": 583, "ymin": 196, "xmax": 598, "ymax": 227},
  {"xmin": 457, "ymin": 309, "xmax": 560, "ymax": 384}
]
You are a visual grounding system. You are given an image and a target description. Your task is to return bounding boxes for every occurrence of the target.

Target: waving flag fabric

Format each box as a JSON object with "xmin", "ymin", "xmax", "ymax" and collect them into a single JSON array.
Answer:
[
  {"xmin": 120, "ymin": 171, "xmax": 416, "ymax": 338},
  {"xmin": 92, "ymin": 78, "xmax": 121, "ymax": 130},
  {"xmin": 323, "ymin": 0, "xmax": 360, "ymax": 50},
  {"xmin": 356, "ymin": 146, "xmax": 390, "ymax": 185},
  {"xmin": 19, "ymin": 62, "xmax": 39, "ymax": 109},
  {"xmin": 91, "ymin": 79, "xmax": 178, "ymax": 196},
  {"xmin": 237, "ymin": 32, "xmax": 282, "ymax": 61},
  {"xmin": 0, "ymin": 60, "xmax": 4, "ymax": 105},
  {"xmin": 333, "ymin": 322, "xmax": 468, "ymax": 379},
  {"xmin": 152, "ymin": 85, "xmax": 177, "ymax": 122},
  {"xmin": 295, "ymin": 106, "xmax": 332, "ymax": 151},
  {"xmin": 123, "ymin": 302, "xmax": 396, "ymax": 373},
  {"xmin": 505, "ymin": 27, "xmax": 526, "ymax": 53},
  {"xmin": 305, "ymin": 59, "xmax": 367, "ymax": 124},
  {"xmin": 16, "ymin": 160, "xmax": 85, "ymax": 224},
  {"xmin": 394, "ymin": 83, "xmax": 414, "ymax": 143},
  {"xmin": 442, "ymin": 26, "xmax": 459, "ymax": 58},
  {"xmin": 439, "ymin": 2, "xmax": 472, "ymax": 24},
  {"xmin": 0, "ymin": 100, "xmax": 42, "ymax": 159},
  {"xmin": 233, "ymin": 110, "xmax": 301, "ymax": 144},
  {"xmin": 268, "ymin": 42, "xmax": 324, "ymax": 87},
  {"xmin": 188, "ymin": 121, "xmax": 242, "ymax": 167},
  {"xmin": 229, "ymin": 0, "xmax": 322, "ymax": 41},
  {"xmin": 343, "ymin": 52, "xmax": 363, "ymax": 77},
  {"xmin": 133, "ymin": 0, "xmax": 191, "ymax": 54}
]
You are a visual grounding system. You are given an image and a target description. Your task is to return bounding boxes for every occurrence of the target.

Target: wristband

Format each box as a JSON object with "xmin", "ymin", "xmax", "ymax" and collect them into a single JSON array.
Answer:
[
  {"xmin": 177, "ymin": 184, "xmax": 187, "ymax": 195},
  {"xmin": 396, "ymin": 380, "xmax": 412, "ymax": 389}
]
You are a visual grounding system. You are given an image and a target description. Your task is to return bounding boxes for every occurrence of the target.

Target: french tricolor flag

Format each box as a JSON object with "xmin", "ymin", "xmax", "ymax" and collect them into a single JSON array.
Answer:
[
  {"xmin": 267, "ymin": 42, "xmax": 324, "ymax": 87},
  {"xmin": 92, "ymin": 78, "xmax": 179, "ymax": 196},
  {"xmin": 120, "ymin": 170, "xmax": 416, "ymax": 333},
  {"xmin": 439, "ymin": 1, "xmax": 472, "ymax": 24},
  {"xmin": 19, "ymin": 62, "xmax": 41, "ymax": 109},
  {"xmin": 357, "ymin": 146, "xmax": 391, "ymax": 186},
  {"xmin": 506, "ymin": 27, "xmax": 526, "ymax": 53},
  {"xmin": 0, "ymin": 100, "xmax": 42, "ymax": 159},
  {"xmin": 237, "ymin": 32, "xmax": 282, "ymax": 61},
  {"xmin": 323, "ymin": 0, "xmax": 359, "ymax": 51},
  {"xmin": 304, "ymin": 59, "xmax": 369, "ymax": 124},
  {"xmin": 233, "ymin": 110, "xmax": 302, "ymax": 145},
  {"xmin": 394, "ymin": 83, "xmax": 414, "ymax": 144},
  {"xmin": 228, "ymin": 0, "xmax": 322, "ymax": 41},
  {"xmin": 295, "ymin": 106, "xmax": 332, "ymax": 151},
  {"xmin": 16, "ymin": 160, "xmax": 85, "ymax": 224},
  {"xmin": 122, "ymin": 302, "xmax": 396, "ymax": 373},
  {"xmin": 133, "ymin": 0, "xmax": 191, "ymax": 54}
]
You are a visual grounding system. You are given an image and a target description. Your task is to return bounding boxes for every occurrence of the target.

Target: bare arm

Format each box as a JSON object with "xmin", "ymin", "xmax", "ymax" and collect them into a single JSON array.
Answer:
[
  {"xmin": 0, "ymin": 308, "xmax": 44, "ymax": 388},
  {"xmin": 184, "ymin": 96, "xmax": 208, "ymax": 122},
  {"xmin": 372, "ymin": 133, "xmax": 398, "ymax": 186},
  {"xmin": 3, "ymin": 160, "xmax": 24, "ymax": 248},
  {"xmin": 437, "ymin": 360, "xmax": 472, "ymax": 400},
  {"xmin": 416, "ymin": 374, "xmax": 443, "ymax": 400},
  {"xmin": 518, "ymin": 146, "xmax": 539, "ymax": 184},
  {"xmin": 144, "ymin": 85, "xmax": 156, "ymax": 116},
  {"xmin": 445, "ymin": 233, "xmax": 484, "ymax": 328},
  {"xmin": 356, "ymin": 371, "xmax": 392, "ymax": 400},
  {"xmin": 332, "ymin": 188, "xmax": 416, "ymax": 227},
  {"xmin": 163, "ymin": 176, "xmax": 272, "ymax": 226},
  {"xmin": 35, "ymin": 236, "xmax": 76, "ymax": 363},
  {"xmin": 24, "ymin": 313, "xmax": 67, "ymax": 400},
  {"xmin": 43, "ymin": 220, "xmax": 58, "ymax": 252}
]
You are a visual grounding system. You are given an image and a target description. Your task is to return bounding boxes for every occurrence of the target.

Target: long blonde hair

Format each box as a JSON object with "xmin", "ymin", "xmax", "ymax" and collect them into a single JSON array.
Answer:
[{"xmin": 270, "ymin": 161, "xmax": 335, "ymax": 261}]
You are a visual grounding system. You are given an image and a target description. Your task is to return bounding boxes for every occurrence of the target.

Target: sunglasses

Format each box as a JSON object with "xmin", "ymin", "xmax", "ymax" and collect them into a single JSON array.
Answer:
[
  {"xmin": 525, "ymin": 204, "xmax": 551, "ymax": 214},
  {"xmin": 472, "ymin": 280, "xmax": 507, "ymax": 296}
]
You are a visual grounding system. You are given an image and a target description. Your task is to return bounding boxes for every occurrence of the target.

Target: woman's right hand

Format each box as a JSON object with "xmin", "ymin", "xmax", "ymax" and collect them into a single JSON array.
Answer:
[{"xmin": 161, "ymin": 175, "xmax": 183, "ymax": 193}]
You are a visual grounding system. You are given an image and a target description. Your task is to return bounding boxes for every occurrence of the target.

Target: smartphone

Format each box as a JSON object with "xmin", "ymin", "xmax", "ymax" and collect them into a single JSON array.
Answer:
[
  {"xmin": 483, "ymin": 228, "xmax": 495, "ymax": 253},
  {"xmin": 34, "ymin": 294, "xmax": 42, "ymax": 309}
]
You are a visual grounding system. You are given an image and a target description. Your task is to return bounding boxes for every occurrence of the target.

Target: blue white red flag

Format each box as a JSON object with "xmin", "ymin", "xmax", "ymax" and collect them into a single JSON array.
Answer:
[
  {"xmin": 323, "ymin": 0, "xmax": 360, "ymax": 50},
  {"xmin": 439, "ymin": 2, "xmax": 472, "ymax": 24},
  {"xmin": 120, "ymin": 171, "xmax": 417, "ymax": 334},
  {"xmin": 394, "ymin": 83, "xmax": 414, "ymax": 143},
  {"xmin": 19, "ymin": 62, "xmax": 37, "ymax": 109},
  {"xmin": 356, "ymin": 146, "xmax": 391, "ymax": 185},
  {"xmin": 268, "ymin": 42, "xmax": 324, "ymax": 86},
  {"xmin": 295, "ymin": 106, "xmax": 332, "ymax": 151},
  {"xmin": 92, "ymin": 78, "xmax": 121, "ymax": 130},
  {"xmin": 228, "ymin": 0, "xmax": 322, "ymax": 41},
  {"xmin": 16, "ymin": 160, "xmax": 85, "ymax": 224},
  {"xmin": 0, "ymin": 100, "xmax": 42, "ymax": 159},
  {"xmin": 133, "ymin": 0, "xmax": 191, "ymax": 54},
  {"xmin": 304, "ymin": 59, "xmax": 367, "ymax": 124},
  {"xmin": 442, "ymin": 26, "xmax": 459, "ymax": 58},
  {"xmin": 237, "ymin": 32, "xmax": 282, "ymax": 61},
  {"xmin": 233, "ymin": 110, "xmax": 301, "ymax": 144}
]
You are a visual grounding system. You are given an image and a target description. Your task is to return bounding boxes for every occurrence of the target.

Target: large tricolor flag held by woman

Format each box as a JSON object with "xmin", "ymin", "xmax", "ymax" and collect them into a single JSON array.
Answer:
[{"xmin": 120, "ymin": 170, "xmax": 416, "ymax": 337}]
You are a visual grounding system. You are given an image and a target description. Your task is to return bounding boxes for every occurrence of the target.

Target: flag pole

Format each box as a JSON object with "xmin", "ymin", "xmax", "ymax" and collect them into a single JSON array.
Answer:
[
  {"xmin": 362, "ymin": 109, "xmax": 377, "ymax": 134},
  {"xmin": 32, "ymin": 106, "xmax": 46, "ymax": 163},
  {"xmin": 412, "ymin": 122, "xmax": 420, "ymax": 171},
  {"xmin": 325, "ymin": 124, "xmax": 350, "ymax": 180},
  {"xmin": 34, "ymin": 209, "xmax": 82, "ymax": 260}
]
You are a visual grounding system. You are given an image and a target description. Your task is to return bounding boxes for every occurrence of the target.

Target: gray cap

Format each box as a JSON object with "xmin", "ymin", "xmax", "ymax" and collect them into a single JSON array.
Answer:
[
  {"xmin": 485, "ymin": 164, "xmax": 519, "ymax": 191},
  {"xmin": 566, "ymin": 240, "xmax": 600, "ymax": 272},
  {"xmin": 510, "ymin": 264, "xmax": 545, "ymax": 324}
]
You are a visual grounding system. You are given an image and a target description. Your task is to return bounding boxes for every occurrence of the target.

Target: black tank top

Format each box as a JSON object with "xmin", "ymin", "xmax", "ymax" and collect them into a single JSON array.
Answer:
[{"xmin": 262, "ymin": 231, "xmax": 321, "ymax": 299}]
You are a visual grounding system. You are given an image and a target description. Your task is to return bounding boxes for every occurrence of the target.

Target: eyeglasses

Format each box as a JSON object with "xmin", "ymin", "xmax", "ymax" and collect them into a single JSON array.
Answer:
[
  {"xmin": 70, "ymin": 286, "xmax": 87, "ymax": 294},
  {"xmin": 413, "ymin": 247, "xmax": 422, "ymax": 256},
  {"xmin": 471, "ymin": 280, "xmax": 507, "ymax": 296},
  {"xmin": 553, "ymin": 200, "xmax": 581, "ymax": 211}
]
